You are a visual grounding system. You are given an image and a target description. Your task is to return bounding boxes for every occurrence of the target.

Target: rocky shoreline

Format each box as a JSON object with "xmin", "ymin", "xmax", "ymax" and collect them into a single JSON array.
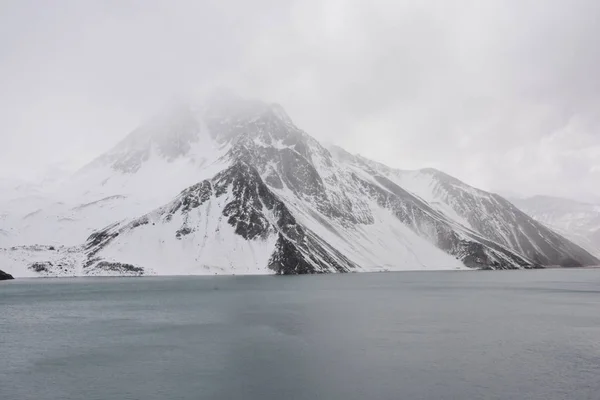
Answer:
[{"xmin": 0, "ymin": 269, "xmax": 14, "ymax": 280}]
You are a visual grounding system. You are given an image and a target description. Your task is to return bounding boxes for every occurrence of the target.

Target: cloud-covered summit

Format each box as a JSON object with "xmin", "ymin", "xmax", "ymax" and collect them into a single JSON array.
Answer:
[{"xmin": 1, "ymin": 0, "xmax": 598, "ymax": 200}]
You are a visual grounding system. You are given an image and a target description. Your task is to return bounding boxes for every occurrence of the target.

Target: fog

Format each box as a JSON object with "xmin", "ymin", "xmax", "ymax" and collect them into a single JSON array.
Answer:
[{"xmin": 1, "ymin": 0, "xmax": 599, "ymax": 200}]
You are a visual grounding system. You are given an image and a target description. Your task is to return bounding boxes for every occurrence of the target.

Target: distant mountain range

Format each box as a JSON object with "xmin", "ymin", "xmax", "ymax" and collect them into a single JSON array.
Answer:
[
  {"xmin": 1, "ymin": 91, "xmax": 598, "ymax": 277},
  {"xmin": 509, "ymin": 195, "xmax": 600, "ymax": 258}
]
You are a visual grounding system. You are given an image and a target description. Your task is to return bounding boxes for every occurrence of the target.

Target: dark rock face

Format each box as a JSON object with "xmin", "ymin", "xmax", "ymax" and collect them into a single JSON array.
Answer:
[
  {"xmin": 0, "ymin": 269, "xmax": 14, "ymax": 280},
  {"xmin": 170, "ymin": 181, "xmax": 213, "ymax": 214},
  {"xmin": 86, "ymin": 223, "xmax": 121, "ymax": 258},
  {"xmin": 269, "ymin": 234, "xmax": 322, "ymax": 274},
  {"xmin": 89, "ymin": 262, "xmax": 144, "ymax": 275},
  {"xmin": 29, "ymin": 262, "xmax": 52, "ymax": 273},
  {"xmin": 214, "ymin": 163, "xmax": 275, "ymax": 241}
]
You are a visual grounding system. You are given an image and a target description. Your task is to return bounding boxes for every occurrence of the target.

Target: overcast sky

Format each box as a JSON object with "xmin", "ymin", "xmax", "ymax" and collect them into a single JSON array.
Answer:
[{"xmin": 1, "ymin": 0, "xmax": 599, "ymax": 200}]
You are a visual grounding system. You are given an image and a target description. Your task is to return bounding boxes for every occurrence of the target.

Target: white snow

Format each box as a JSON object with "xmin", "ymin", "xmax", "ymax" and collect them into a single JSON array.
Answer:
[
  {"xmin": 390, "ymin": 170, "xmax": 474, "ymax": 229},
  {"xmin": 0, "ymin": 245, "xmax": 85, "ymax": 278},
  {"xmin": 95, "ymin": 188, "xmax": 278, "ymax": 276},
  {"xmin": 0, "ymin": 134, "xmax": 231, "ymax": 248}
]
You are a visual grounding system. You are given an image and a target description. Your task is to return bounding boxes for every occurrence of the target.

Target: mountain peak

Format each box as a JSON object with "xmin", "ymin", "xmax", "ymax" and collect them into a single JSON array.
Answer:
[
  {"xmin": 85, "ymin": 102, "xmax": 203, "ymax": 173},
  {"xmin": 83, "ymin": 91, "xmax": 301, "ymax": 175}
]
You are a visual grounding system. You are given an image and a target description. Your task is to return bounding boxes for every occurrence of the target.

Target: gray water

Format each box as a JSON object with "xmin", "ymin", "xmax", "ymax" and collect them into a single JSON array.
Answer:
[{"xmin": 1, "ymin": 269, "xmax": 600, "ymax": 400}]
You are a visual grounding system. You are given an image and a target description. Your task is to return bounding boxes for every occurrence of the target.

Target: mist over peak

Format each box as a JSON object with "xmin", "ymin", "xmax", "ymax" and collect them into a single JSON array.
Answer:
[{"xmin": 1, "ymin": 0, "xmax": 599, "ymax": 200}]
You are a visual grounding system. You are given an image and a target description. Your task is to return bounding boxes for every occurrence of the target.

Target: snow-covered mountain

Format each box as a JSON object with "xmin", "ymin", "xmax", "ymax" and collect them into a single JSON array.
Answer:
[
  {"xmin": 345, "ymin": 164, "xmax": 598, "ymax": 267},
  {"xmin": 1, "ymin": 92, "xmax": 598, "ymax": 277},
  {"xmin": 0, "ymin": 102, "xmax": 225, "ymax": 248},
  {"xmin": 510, "ymin": 195, "xmax": 600, "ymax": 258}
]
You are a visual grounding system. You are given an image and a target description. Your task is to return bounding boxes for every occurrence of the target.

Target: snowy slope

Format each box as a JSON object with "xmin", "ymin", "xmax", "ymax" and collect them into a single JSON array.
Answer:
[
  {"xmin": 0, "ymin": 245, "xmax": 84, "ymax": 277},
  {"xmin": 393, "ymin": 171, "xmax": 599, "ymax": 267},
  {"xmin": 2, "ymin": 92, "xmax": 598, "ymax": 277},
  {"xmin": 0, "ymin": 103, "xmax": 230, "ymax": 248},
  {"xmin": 510, "ymin": 195, "xmax": 600, "ymax": 258},
  {"xmin": 327, "ymin": 148, "xmax": 599, "ymax": 268}
]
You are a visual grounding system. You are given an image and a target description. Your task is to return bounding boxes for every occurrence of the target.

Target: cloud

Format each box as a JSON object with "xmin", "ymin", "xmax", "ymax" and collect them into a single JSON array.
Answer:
[{"xmin": 1, "ymin": 0, "xmax": 599, "ymax": 199}]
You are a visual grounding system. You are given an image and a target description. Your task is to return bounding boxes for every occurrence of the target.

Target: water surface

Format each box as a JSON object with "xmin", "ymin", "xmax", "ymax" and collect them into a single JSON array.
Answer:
[{"xmin": 2, "ymin": 269, "xmax": 600, "ymax": 399}]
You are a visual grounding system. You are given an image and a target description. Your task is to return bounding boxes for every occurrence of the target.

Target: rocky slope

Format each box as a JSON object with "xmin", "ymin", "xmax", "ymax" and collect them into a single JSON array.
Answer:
[{"xmin": 382, "ymin": 168, "xmax": 598, "ymax": 267}]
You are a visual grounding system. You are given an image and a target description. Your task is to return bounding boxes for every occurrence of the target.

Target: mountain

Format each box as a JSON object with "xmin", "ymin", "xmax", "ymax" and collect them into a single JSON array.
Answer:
[
  {"xmin": 348, "ymin": 165, "xmax": 599, "ymax": 267},
  {"xmin": 510, "ymin": 195, "xmax": 600, "ymax": 258},
  {"xmin": 1, "ymin": 92, "xmax": 598, "ymax": 277}
]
